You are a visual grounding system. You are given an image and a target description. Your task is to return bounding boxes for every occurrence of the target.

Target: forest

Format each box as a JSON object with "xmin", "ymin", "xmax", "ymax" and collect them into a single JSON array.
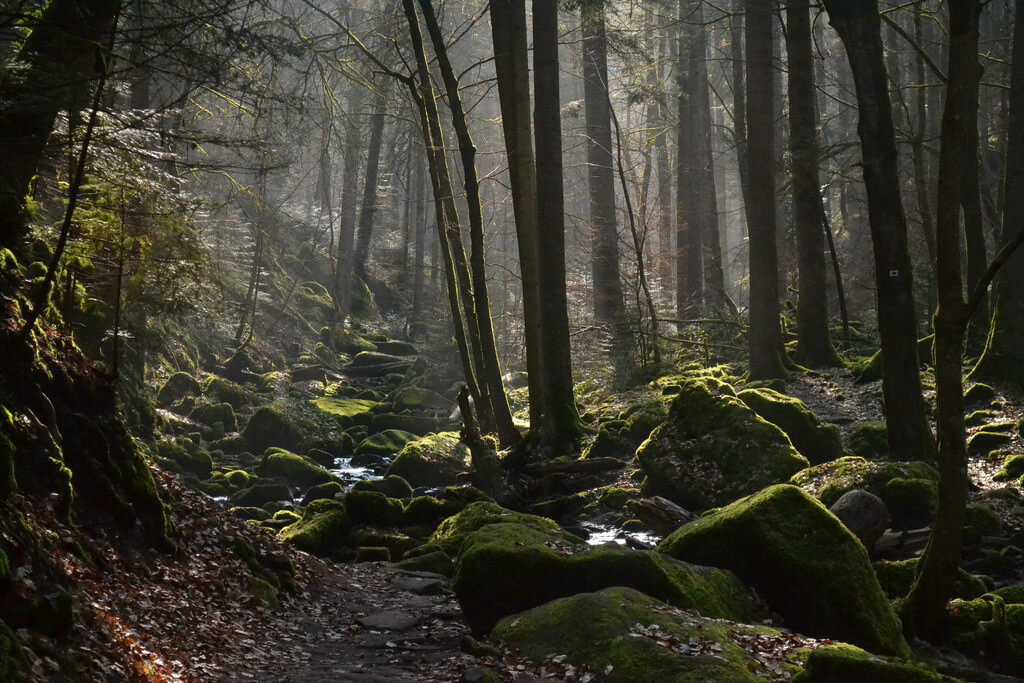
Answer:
[{"xmin": 1, "ymin": 0, "xmax": 1023, "ymax": 680}]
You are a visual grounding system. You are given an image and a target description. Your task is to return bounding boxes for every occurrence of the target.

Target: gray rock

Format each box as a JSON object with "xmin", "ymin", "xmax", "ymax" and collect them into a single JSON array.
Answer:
[
  {"xmin": 392, "ymin": 550, "xmax": 454, "ymax": 576},
  {"xmin": 357, "ymin": 610, "xmax": 420, "ymax": 631},
  {"xmin": 830, "ymin": 488, "xmax": 890, "ymax": 551}
]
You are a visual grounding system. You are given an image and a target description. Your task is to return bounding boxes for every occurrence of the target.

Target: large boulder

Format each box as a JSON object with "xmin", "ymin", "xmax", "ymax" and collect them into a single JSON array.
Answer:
[
  {"xmin": 156, "ymin": 372, "xmax": 200, "ymax": 408},
  {"xmin": 583, "ymin": 397, "xmax": 669, "ymax": 461},
  {"xmin": 312, "ymin": 396, "xmax": 382, "ymax": 428},
  {"xmin": 452, "ymin": 517, "xmax": 752, "ymax": 635},
  {"xmin": 636, "ymin": 379, "xmax": 809, "ymax": 510},
  {"xmin": 794, "ymin": 644, "xmax": 947, "ymax": 682},
  {"xmin": 256, "ymin": 449, "xmax": 338, "ymax": 489},
  {"xmin": 657, "ymin": 484, "xmax": 908, "ymax": 657},
  {"xmin": 737, "ymin": 387, "xmax": 843, "ymax": 465},
  {"xmin": 241, "ymin": 404, "xmax": 305, "ymax": 453},
  {"xmin": 385, "ymin": 432, "xmax": 469, "ymax": 488},
  {"xmin": 492, "ymin": 587, "xmax": 803, "ymax": 682},
  {"xmin": 829, "ymin": 489, "xmax": 890, "ymax": 550},
  {"xmin": 189, "ymin": 402, "xmax": 237, "ymax": 432},
  {"xmin": 278, "ymin": 499, "xmax": 351, "ymax": 557},
  {"xmin": 354, "ymin": 429, "xmax": 418, "ymax": 459}
]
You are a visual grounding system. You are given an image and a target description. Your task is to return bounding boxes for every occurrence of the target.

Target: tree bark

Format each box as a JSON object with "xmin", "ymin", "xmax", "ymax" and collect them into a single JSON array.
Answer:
[
  {"xmin": 823, "ymin": 0, "xmax": 935, "ymax": 463},
  {"xmin": 787, "ymin": 0, "xmax": 841, "ymax": 367},
  {"xmin": 353, "ymin": 100, "xmax": 387, "ymax": 279},
  {"xmin": 745, "ymin": 0, "xmax": 787, "ymax": 380},
  {"xmin": 677, "ymin": 0, "xmax": 704, "ymax": 319}
]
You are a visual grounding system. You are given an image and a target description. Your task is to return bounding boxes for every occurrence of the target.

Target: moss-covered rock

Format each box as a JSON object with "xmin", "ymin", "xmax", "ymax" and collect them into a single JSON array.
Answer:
[
  {"xmin": 155, "ymin": 440, "xmax": 213, "ymax": 479},
  {"xmin": 391, "ymin": 386, "xmax": 451, "ymax": 412},
  {"xmin": 241, "ymin": 404, "xmax": 304, "ymax": 452},
  {"xmin": 156, "ymin": 371, "xmax": 200, "ymax": 407},
  {"xmin": 845, "ymin": 422, "xmax": 889, "ymax": 460},
  {"xmin": 256, "ymin": 449, "xmax": 337, "ymax": 489},
  {"xmin": 343, "ymin": 490, "xmax": 404, "ymax": 526},
  {"xmin": 793, "ymin": 644, "xmax": 946, "ymax": 682},
  {"xmin": 300, "ymin": 480, "xmax": 343, "ymax": 505},
  {"xmin": 355, "ymin": 546, "xmax": 390, "ymax": 562},
  {"xmin": 430, "ymin": 501, "xmax": 567, "ymax": 555},
  {"xmin": 964, "ymin": 382, "xmax": 996, "ymax": 406},
  {"xmin": 1, "ymin": 407, "xmax": 18, "ymax": 498},
  {"xmin": 994, "ymin": 454, "xmax": 1024, "ymax": 482},
  {"xmin": 883, "ymin": 477, "xmax": 937, "ymax": 529},
  {"xmin": 968, "ymin": 430, "xmax": 1012, "ymax": 455},
  {"xmin": 947, "ymin": 596, "xmax": 1024, "ymax": 676},
  {"xmin": 873, "ymin": 558, "xmax": 986, "ymax": 601},
  {"xmin": 965, "ymin": 410, "xmax": 993, "ymax": 428},
  {"xmin": 202, "ymin": 376, "xmax": 246, "ymax": 408},
  {"xmin": 492, "ymin": 587, "xmax": 801, "ymax": 682},
  {"xmin": 965, "ymin": 503, "xmax": 1001, "ymax": 536},
  {"xmin": 636, "ymin": 379, "xmax": 809, "ymax": 510},
  {"xmin": 230, "ymin": 481, "xmax": 292, "ymax": 508},
  {"xmin": 0, "ymin": 622, "xmax": 28, "ymax": 682},
  {"xmin": 790, "ymin": 456, "xmax": 938, "ymax": 508},
  {"xmin": 354, "ymin": 429, "xmax": 417, "ymax": 458},
  {"xmin": 402, "ymin": 487, "xmax": 493, "ymax": 528},
  {"xmin": 250, "ymin": 577, "xmax": 279, "ymax": 608},
  {"xmin": 851, "ymin": 350, "xmax": 883, "ymax": 384},
  {"xmin": 386, "ymin": 432, "xmax": 469, "ymax": 488},
  {"xmin": 189, "ymin": 402, "xmax": 237, "ymax": 432},
  {"xmin": 737, "ymin": 388, "xmax": 843, "ymax": 465},
  {"xmin": 229, "ymin": 506, "xmax": 271, "ymax": 521},
  {"xmin": 330, "ymin": 328, "xmax": 377, "ymax": 355},
  {"xmin": 345, "ymin": 351, "xmax": 414, "ymax": 376},
  {"xmin": 376, "ymin": 340, "xmax": 418, "ymax": 356},
  {"xmin": 352, "ymin": 474, "xmax": 413, "ymax": 499},
  {"xmin": 312, "ymin": 396, "xmax": 382, "ymax": 428},
  {"xmin": 453, "ymin": 520, "xmax": 752, "ymax": 635},
  {"xmin": 278, "ymin": 499, "xmax": 351, "ymax": 557},
  {"xmin": 658, "ymin": 485, "xmax": 908, "ymax": 657},
  {"xmin": 584, "ymin": 399, "xmax": 670, "ymax": 462},
  {"xmin": 225, "ymin": 469, "xmax": 251, "ymax": 488}
]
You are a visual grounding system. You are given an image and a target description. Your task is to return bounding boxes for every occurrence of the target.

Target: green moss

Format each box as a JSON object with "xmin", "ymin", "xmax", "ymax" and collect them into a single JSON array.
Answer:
[
  {"xmin": 492, "ymin": 587, "xmax": 801, "ymax": 682},
  {"xmin": 948, "ymin": 596, "xmax": 1024, "ymax": 676},
  {"xmin": 352, "ymin": 475, "xmax": 413, "ymax": 499},
  {"xmin": 0, "ymin": 408, "xmax": 16, "ymax": 498},
  {"xmin": 272, "ymin": 509, "xmax": 301, "ymax": 524},
  {"xmin": 278, "ymin": 499, "xmax": 351, "ymax": 557},
  {"xmin": 375, "ymin": 340, "xmax": 418, "ymax": 356},
  {"xmin": 884, "ymin": 477, "xmax": 937, "ymax": 530},
  {"xmin": 354, "ymin": 429, "xmax": 417, "ymax": 458},
  {"xmin": 241, "ymin": 404, "xmax": 304, "ymax": 452},
  {"xmin": 793, "ymin": 644, "xmax": 945, "ymax": 682},
  {"xmin": 993, "ymin": 586, "xmax": 1024, "ymax": 604},
  {"xmin": 658, "ymin": 485, "xmax": 909, "ymax": 657},
  {"xmin": 312, "ymin": 396, "xmax": 382, "ymax": 426},
  {"xmin": 257, "ymin": 371, "xmax": 288, "ymax": 393},
  {"xmin": 343, "ymin": 490, "xmax": 404, "ymax": 526},
  {"xmin": 597, "ymin": 486, "xmax": 631, "ymax": 511},
  {"xmin": 189, "ymin": 402, "xmax": 237, "ymax": 432},
  {"xmin": 391, "ymin": 386, "xmax": 449, "ymax": 411},
  {"xmin": 636, "ymin": 378, "xmax": 809, "ymax": 511},
  {"xmin": 790, "ymin": 456, "xmax": 938, "ymax": 507},
  {"xmin": 386, "ymin": 432, "xmax": 469, "ymax": 488},
  {"xmin": 256, "ymin": 449, "xmax": 337, "ymax": 489},
  {"xmin": 738, "ymin": 388, "xmax": 843, "ymax": 465},
  {"xmin": 454, "ymin": 524, "xmax": 753, "ymax": 635},
  {"xmin": 402, "ymin": 496, "xmax": 449, "ymax": 526},
  {"xmin": 250, "ymin": 577, "xmax": 279, "ymax": 608},
  {"xmin": 202, "ymin": 376, "xmax": 246, "ymax": 408},
  {"xmin": 156, "ymin": 440, "xmax": 213, "ymax": 479},
  {"xmin": 355, "ymin": 546, "xmax": 390, "ymax": 562},
  {"xmin": 225, "ymin": 470, "xmax": 251, "ymax": 488},
  {"xmin": 968, "ymin": 430, "xmax": 1012, "ymax": 454},
  {"xmin": 965, "ymin": 503, "xmax": 1001, "ymax": 535},
  {"xmin": 844, "ymin": 422, "xmax": 889, "ymax": 460},
  {"xmin": 851, "ymin": 350, "xmax": 882, "ymax": 384},
  {"xmin": 229, "ymin": 506, "xmax": 271, "ymax": 521},
  {"xmin": 873, "ymin": 558, "xmax": 986, "ymax": 601},
  {"xmin": 0, "ymin": 623, "xmax": 28, "ymax": 682},
  {"xmin": 230, "ymin": 481, "xmax": 292, "ymax": 507},
  {"xmin": 330, "ymin": 328, "xmax": 378, "ymax": 354},
  {"xmin": 156, "ymin": 371, "xmax": 201, "ymax": 407},
  {"xmin": 431, "ymin": 502, "xmax": 568, "ymax": 555},
  {"xmin": 965, "ymin": 410, "xmax": 994, "ymax": 428},
  {"xmin": 300, "ymin": 480, "xmax": 343, "ymax": 505},
  {"xmin": 531, "ymin": 491, "xmax": 594, "ymax": 520},
  {"xmin": 994, "ymin": 454, "xmax": 1024, "ymax": 482},
  {"xmin": 964, "ymin": 382, "xmax": 996, "ymax": 405}
]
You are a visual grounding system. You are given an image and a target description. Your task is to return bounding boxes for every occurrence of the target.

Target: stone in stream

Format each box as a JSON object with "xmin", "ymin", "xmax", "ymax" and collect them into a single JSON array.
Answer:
[
  {"xmin": 829, "ymin": 489, "xmax": 890, "ymax": 551},
  {"xmin": 357, "ymin": 610, "xmax": 419, "ymax": 632},
  {"xmin": 391, "ymin": 574, "xmax": 446, "ymax": 596}
]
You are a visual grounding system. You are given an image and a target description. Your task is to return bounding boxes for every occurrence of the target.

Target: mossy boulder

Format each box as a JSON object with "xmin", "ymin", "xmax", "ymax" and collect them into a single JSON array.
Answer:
[
  {"xmin": 256, "ymin": 449, "xmax": 337, "ymax": 489},
  {"xmin": 964, "ymin": 382, "xmax": 996, "ymax": 406},
  {"xmin": 375, "ymin": 340, "xmax": 418, "ymax": 356},
  {"xmin": 790, "ymin": 456, "xmax": 939, "ymax": 508},
  {"xmin": 225, "ymin": 469, "xmax": 252, "ymax": 488},
  {"xmin": 994, "ymin": 455, "xmax": 1024, "ymax": 482},
  {"xmin": 584, "ymin": 399, "xmax": 670, "ymax": 462},
  {"xmin": 453, "ymin": 520, "xmax": 752, "ymax": 635},
  {"xmin": 845, "ymin": 422, "xmax": 889, "ymax": 460},
  {"xmin": 386, "ymin": 432, "xmax": 469, "ymax": 488},
  {"xmin": 354, "ymin": 429, "xmax": 418, "ymax": 458},
  {"xmin": 947, "ymin": 596, "xmax": 1024, "ymax": 676},
  {"xmin": 345, "ymin": 351, "xmax": 414, "ymax": 376},
  {"xmin": 312, "ymin": 396, "xmax": 382, "ymax": 428},
  {"xmin": 391, "ymin": 386, "xmax": 452, "ymax": 412},
  {"xmin": 737, "ymin": 388, "xmax": 843, "ymax": 465},
  {"xmin": 492, "ymin": 587, "xmax": 801, "ymax": 682},
  {"xmin": 278, "ymin": 499, "xmax": 351, "ymax": 557},
  {"xmin": 968, "ymin": 430, "xmax": 1012, "ymax": 455},
  {"xmin": 851, "ymin": 350, "xmax": 883, "ymax": 383},
  {"xmin": 230, "ymin": 481, "xmax": 292, "ymax": 508},
  {"xmin": 883, "ymin": 477, "xmax": 937, "ymax": 529},
  {"xmin": 430, "ymin": 501, "xmax": 565, "ymax": 555},
  {"xmin": 793, "ymin": 644, "xmax": 946, "ymax": 682},
  {"xmin": 355, "ymin": 546, "xmax": 390, "ymax": 562},
  {"xmin": 156, "ymin": 371, "xmax": 201, "ymax": 407},
  {"xmin": 352, "ymin": 474, "xmax": 413, "ymax": 499},
  {"xmin": 636, "ymin": 379, "xmax": 809, "ymax": 510},
  {"xmin": 156, "ymin": 440, "xmax": 213, "ymax": 479},
  {"xmin": 402, "ymin": 486, "xmax": 494, "ymax": 528},
  {"xmin": 873, "ymin": 558, "xmax": 986, "ymax": 601},
  {"xmin": 657, "ymin": 484, "xmax": 908, "ymax": 657},
  {"xmin": 189, "ymin": 402, "xmax": 237, "ymax": 432},
  {"xmin": 343, "ymin": 490, "xmax": 404, "ymax": 526},
  {"xmin": 241, "ymin": 404, "xmax": 304, "ymax": 452},
  {"xmin": 330, "ymin": 328, "xmax": 377, "ymax": 355},
  {"xmin": 301, "ymin": 480, "xmax": 343, "ymax": 505},
  {"xmin": 202, "ymin": 376, "xmax": 246, "ymax": 408}
]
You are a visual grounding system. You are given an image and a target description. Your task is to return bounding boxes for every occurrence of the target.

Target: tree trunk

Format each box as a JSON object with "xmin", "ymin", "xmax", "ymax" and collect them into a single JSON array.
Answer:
[
  {"xmin": 418, "ymin": 0, "xmax": 518, "ymax": 446},
  {"xmin": 912, "ymin": 2, "xmax": 938, "ymax": 319},
  {"xmin": 0, "ymin": 0, "xmax": 121, "ymax": 250},
  {"xmin": 973, "ymin": 0, "xmax": 1024, "ymax": 388},
  {"xmin": 654, "ymin": 35, "xmax": 673, "ymax": 296},
  {"xmin": 787, "ymin": 0, "xmax": 841, "ymax": 367},
  {"xmin": 677, "ymin": 0, "xmax": 704, "ymax": 319},
  {"xmin": 582, "ymin": 0, "xmax": 624, "ymax": 326},
  {"xmin": 332, "ymin": 88, "xmax": 362, "ymax": 325},
  {"xmin": 745, "ymin": 0, "xmax": 787, "ymax": 380},
  {"xmin": 731, "ymin": 0, "xmax": 751, "ymax": 217},
  {"xmin": 904, "ymin": 0, "xmax": 979, "ymax": 642},
  {"xmin": 354, "ymin": 100, "xmax": 387, "ymax": 278},
  {"xmin": 823, "ymin": 0, "xmax": 935, "ymax": 463},
  {"xmin": 410, "ymin": 154, "xmax": 427, "ymax": 337},
  {"xmin": 961, "ymin": 55, "xmax": 988, "ymax": 355}
]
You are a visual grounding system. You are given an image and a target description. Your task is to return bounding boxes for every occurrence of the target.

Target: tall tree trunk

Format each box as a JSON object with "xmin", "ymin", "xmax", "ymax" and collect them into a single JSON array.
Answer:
[
  {"xmin": 353, "ymin": 100, "xmax": 386, "ymax": 278},
  {"xmin": 677, "ymin": 0, "xmax": 704, "ymax": 318},
  {"xmin": 655, "ymin": 36, "xmax": 673, "ymax": 297},
  {"xmin": 787, "ymin": 0, "xmax": 841, "ymax": 367},
  {"xmin": 904, "ymin": 0, "xmax": 979, "ymax": 642},
  {"xmin": 745, "ymin": 0, "xmax": 787, "ymax": 380},
  {"xmin": 418, "ymin": 0, "xmax": 518, "ymax": 446},
  {"xmin": 0, "ymin": 0, "xmax": 121, "ymax": 250},
  {"xmin": 961, "ymin": 48, "xmax": 988, "ymax": 354},
  {"xmin": 582, "ymin": 0, "xmax": 624, "ymax": 326},
  {"xmin": 912, "ymin": 2, "xmax": 938, "ymax": 319},
  {"xmin": 972, "ymin": 0, "xmax": 1024, "ymax": 388},
  {"xmin": 332, "ymin": 90, "xmax": 362, "ymax": 325},
  {"xmin": 410, "ymin": 154, "xmax": 427, "ymax": 337},
  {"xmin": 731, "ymin": 0, "xmax": 751, "ymax": 217},
  {"xmin": 823, "ymin": 0, "xmax": 935, "ymax": 464},
  {"xmin": 490, "ymin": 0, "xmax": 546, "ymax": 433},
  {"xmin": 533, "ymin": 0, "xmax": 585, "ymax": 449}
]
